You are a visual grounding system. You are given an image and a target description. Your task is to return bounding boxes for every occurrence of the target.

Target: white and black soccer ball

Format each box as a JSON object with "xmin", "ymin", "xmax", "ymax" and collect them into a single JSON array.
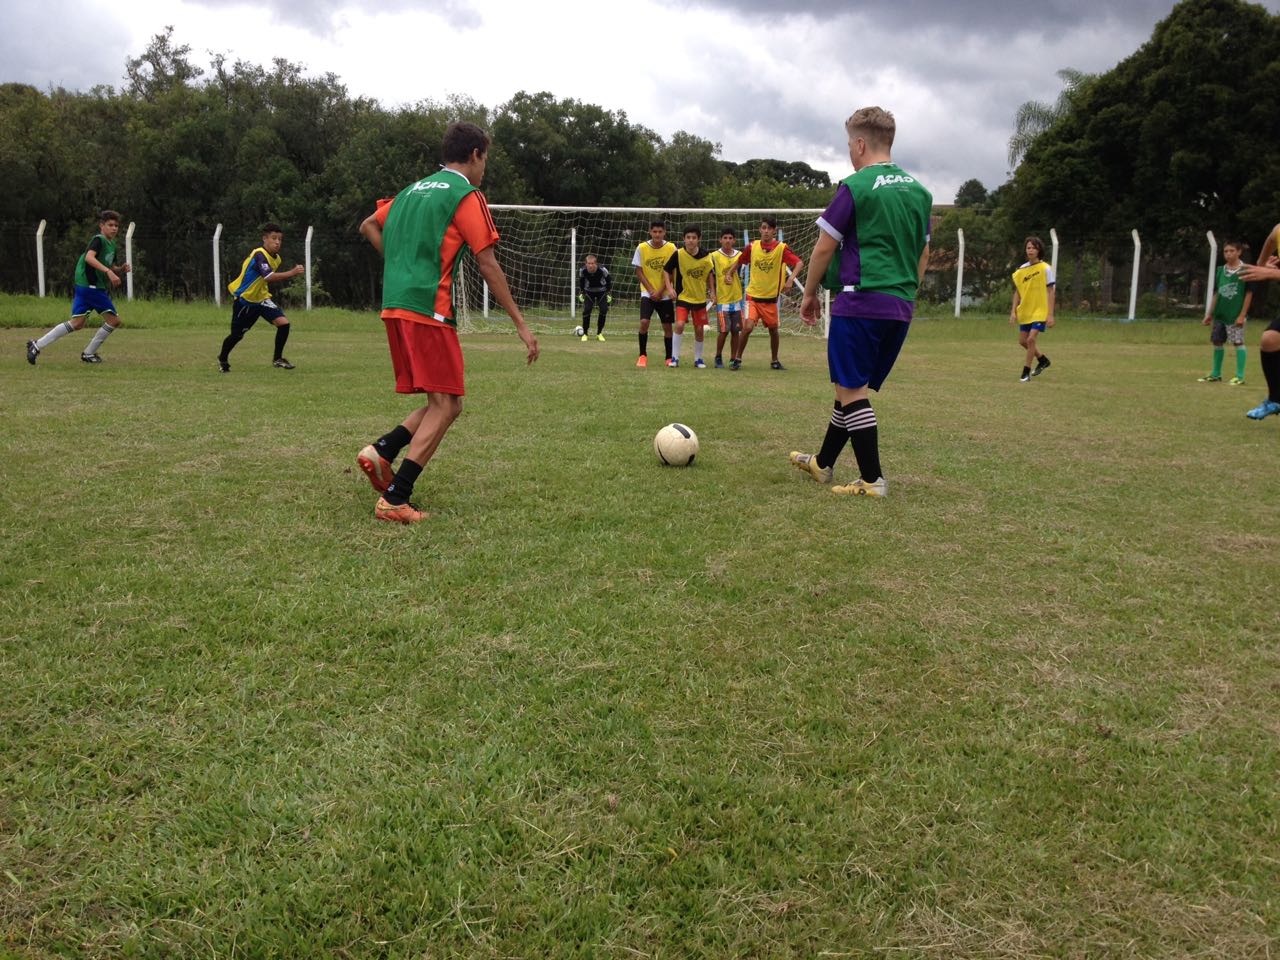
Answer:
[
  {"xmin": 654, "ymin": 423, "xmax": 699, "ymax": 466},
  {"xmin": 573, "ymin": 325, "xmax": 585, "ymax": 337}
]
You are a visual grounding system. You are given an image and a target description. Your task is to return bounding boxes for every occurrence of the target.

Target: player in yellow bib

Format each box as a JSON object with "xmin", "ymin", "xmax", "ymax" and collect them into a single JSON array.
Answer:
[
  {"xmin": 218, "ymin": 224, "xmax": 305, "ymax": 372},
  {"xmin": 709, "ymin": 226, "xmax": 744, "ymax": 368},
  {"xmin": 631, "ymin": 220, "xmax": 676, "ymax": 368},
  {"xmin": 664, "ymin": 225, "xmax": 715, "ymax": 367},
  {"xmin": 728, "ymin": 216, "xmax": 804, "ymax": 370},
  {"xmin": 1009, "ymin": 236, "xmax": 1055, "ymax": 382}
]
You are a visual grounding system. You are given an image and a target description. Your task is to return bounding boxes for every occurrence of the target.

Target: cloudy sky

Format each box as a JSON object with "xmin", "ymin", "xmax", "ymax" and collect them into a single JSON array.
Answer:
[{"xmin": 7, "ymin": 0, "xmax": 1279, "ymax": 203}]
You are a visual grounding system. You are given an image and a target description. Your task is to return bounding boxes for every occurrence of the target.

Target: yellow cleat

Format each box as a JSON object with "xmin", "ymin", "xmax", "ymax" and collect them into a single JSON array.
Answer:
[{"xmin": 831, "ymin": 477, "xmax": 888, "ymax": 497}]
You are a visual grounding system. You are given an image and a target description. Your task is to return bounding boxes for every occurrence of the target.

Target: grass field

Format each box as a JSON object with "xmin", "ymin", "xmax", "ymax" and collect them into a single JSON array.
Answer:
[{"xmin": 2, "ymin": 294, "xmax": 1278, "ymax": 958}]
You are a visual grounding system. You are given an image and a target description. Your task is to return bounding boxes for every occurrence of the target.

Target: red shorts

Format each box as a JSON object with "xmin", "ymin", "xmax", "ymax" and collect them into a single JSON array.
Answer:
[
  {"xmin": 676, "ymin": 304, "xmax": 708, "ymax": 327},
  {"xmin": 745, "ymin": 300, "xmax": 779, "ymax": 330},
  {"xmin": 382, "ymin": 314, "xmax": 464, "ymax": 395}
]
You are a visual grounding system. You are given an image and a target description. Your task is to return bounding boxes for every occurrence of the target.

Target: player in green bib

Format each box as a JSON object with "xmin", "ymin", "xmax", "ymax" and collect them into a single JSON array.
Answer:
[
  {"xmin": 1198, "ymin": 239, "xmax": 1252, "ymax": 385},
  {"xmin": 26, "ymin": 210, "xmax": 132, "ymax": 365}
]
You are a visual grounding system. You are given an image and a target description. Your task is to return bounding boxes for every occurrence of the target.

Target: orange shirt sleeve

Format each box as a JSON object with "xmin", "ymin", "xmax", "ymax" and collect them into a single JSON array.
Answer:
[
  {"xmin": 373, "ymin": 197, "xmax": 395, "ymax": 227},
  {"xmin": 452, "ymin": 191, "xmax": 500, "ymax": 254}
]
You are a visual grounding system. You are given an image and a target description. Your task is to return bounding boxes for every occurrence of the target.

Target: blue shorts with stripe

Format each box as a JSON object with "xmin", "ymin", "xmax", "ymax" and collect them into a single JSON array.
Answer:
[
  {"xmin": 231, "ymin": 298, "xmax": 286, "ymax": 331},
  {"xmin": 71, "ymin": 285, "xmax": 117, "ymax": 317},
  {"xmin": 827, "ymin": 315, "xmax": 910, "ymax": 391}
]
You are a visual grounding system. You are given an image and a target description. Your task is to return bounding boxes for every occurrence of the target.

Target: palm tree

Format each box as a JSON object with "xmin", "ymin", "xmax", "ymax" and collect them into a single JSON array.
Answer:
[{"xmin": 1007, "ymin": 68, "xmax": 1094, "ymax": 168}]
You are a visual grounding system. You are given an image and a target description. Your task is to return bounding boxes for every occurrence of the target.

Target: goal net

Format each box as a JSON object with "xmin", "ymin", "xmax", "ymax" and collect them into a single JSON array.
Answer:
[{"xmin": 453, "ymin": 206, "xmax": 828, "ymax": 336}]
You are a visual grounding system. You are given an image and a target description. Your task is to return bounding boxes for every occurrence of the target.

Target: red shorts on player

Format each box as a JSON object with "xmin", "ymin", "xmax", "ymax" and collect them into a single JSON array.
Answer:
[
  {"xmin": 676, "ymin": 305, "xmax": 708, "ymax": 328},
  {"xmin": 382, "ymin": 314, "xmax": 465, "ymax": 395},
  {"xmin": 745, "ymin": 300, "xmax": 779, "ymax": 330}
]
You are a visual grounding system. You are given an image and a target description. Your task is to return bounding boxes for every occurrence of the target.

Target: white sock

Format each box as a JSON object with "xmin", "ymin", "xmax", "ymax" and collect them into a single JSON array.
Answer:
[
  {"xmin": 694, "ymin": 339, "xmax": 704, "ymax": 361},
  {"xmin": 672, "ymin": 332, "xmax": 682, "ymax": 360},
  {"xmin": 84, "ymin": 322, "xmax": 116, "ymax": 356},
  {"xmin": 35, "ymin": 321, "xmax": 76, "ymax": 351}
]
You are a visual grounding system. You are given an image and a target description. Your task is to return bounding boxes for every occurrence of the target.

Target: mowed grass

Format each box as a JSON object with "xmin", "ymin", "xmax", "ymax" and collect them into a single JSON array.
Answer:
[{"xmin": 1, "ymin": 294, "xmax": 1277, "ymax": 958}]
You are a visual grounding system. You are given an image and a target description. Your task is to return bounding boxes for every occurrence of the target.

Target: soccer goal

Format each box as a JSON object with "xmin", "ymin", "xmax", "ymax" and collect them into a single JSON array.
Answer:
[{"xmin": 454, "ymin": 206, "xmax": 828, "ymax": 336}]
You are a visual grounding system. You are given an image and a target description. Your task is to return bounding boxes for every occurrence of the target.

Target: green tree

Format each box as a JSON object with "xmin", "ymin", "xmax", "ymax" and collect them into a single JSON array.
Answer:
[
  {"xmin": 1006, "ymin": 68, "xmax": 1093, "ymax": 168},
  {"xmin": 954, "ymin": 178, "xmax": 988, "ymax": 209}
]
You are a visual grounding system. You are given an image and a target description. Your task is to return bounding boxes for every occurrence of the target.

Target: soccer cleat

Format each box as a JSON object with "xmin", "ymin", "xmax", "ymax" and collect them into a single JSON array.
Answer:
[
  {"xmin": 1019, "ymin": 372, "xmax": 1031, "ymax": 382},
  {"xmin": 771, "ymin": 360, "xmax": 785, "ymax": 370},
  {"xmin": 80, "ymin": 353, "xmax": 103, "ymax": 364},
  {"xmin": 714, "ymin": 356, "xmax": 723, "ymax": 368},
  {"xmin": 831, "ymin": 476, "xmax": 888, "ymax": 497},
  {"xmin": 581, "ymin": 334, "xmax": 589, "ymax": 342},
  {"xmin": 596, "ymin": 333, "xmax": 606, "ymax": 342},
  {"xmin": 1032, "ymin": 357, "xmax": 1051, "ymax": 376},
  {"xmin": 218, "ymin": 358, "xmax": 230, "ymax": 373},
  {"xmin": 273, "ymin": 357, "xmax": 295, "ymax": 369},
  {"xmin": 789, "ymin": 451, "xmax": 833, "ymax": 484},
  {"xmin": 26, "ymin": 340, "xmax": 39, "ymax": 365},
  {"xmin": 694, "ymin": 358, "xmax": 707, "ymax": 368},
  {"xmin": 1229, "ymin": 377, "xmax": 1246, "ymax": 386},
  {"xmin": 729, "ymin": 358, "xmax": 741, "ymax": 370},
  {"xmin": 667, "ymin": 358, "xmax": 678, "ymax": 368},
  {"xmin": 636, "ymin": 355, "xmax": 647, "ymax": 368},
  {"xmin": 1197, "ymin": 374, "xmax": 1221, "ymax": 382},
  {"xmin": 375, "ymin": 497, "xmax": 427, "ymax": 524},
  {"xmin": 1245, "ymin": 399, "xmax": 1280, "ymax": 420},
  {"xmin": 357, "ymin": 443, "xmax": 395, "ymax": 493}
]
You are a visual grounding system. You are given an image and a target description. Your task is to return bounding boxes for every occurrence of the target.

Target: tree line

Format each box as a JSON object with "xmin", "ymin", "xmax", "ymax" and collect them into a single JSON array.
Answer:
[{"xmin": 0, "ymin": 29, "xmax": 832, "ymax": 308}]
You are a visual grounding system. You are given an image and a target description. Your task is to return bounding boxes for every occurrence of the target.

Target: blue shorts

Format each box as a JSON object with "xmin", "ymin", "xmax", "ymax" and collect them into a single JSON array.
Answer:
[
  {"xmin": 71, "ymin": 285, "xmax": 117, "ymax": 317},
  {"xmin": 231, "ymin": 298, "xmax": 286, "ymax": 331},
  {"xmin": 1019, "ymin": 322, "xmax": 1047, "ymax": 333},
  {"xmin": 828, "ymin": 315, "xmax": 910, "ymax": 391}
]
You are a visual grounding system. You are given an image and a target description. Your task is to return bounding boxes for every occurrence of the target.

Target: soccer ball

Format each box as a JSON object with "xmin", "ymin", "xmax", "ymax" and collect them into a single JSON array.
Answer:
[
  {"xmin": 573, "ymin": 325, "xmax": 585, "ymax": 337},
  {"xmin": 654, "ymin": 423, "xmax": 699, "ymax": 466}
]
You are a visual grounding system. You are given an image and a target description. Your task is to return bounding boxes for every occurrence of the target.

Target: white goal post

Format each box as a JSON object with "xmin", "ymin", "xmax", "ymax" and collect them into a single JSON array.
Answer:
[{"xmin": 454, "ymin": 205, "xmax": 829, "ymax": 336}]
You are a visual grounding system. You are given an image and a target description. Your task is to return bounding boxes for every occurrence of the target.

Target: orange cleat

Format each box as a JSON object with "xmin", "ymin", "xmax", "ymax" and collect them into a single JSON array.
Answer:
[
  {"xmin": 636, "ymin": 355, "xmax": 647, "ymax": 368},
  {"xmin": 375, "ymin": 497, "xmax": 427, "ymax": 524},
  {"xmin": 357, "ymin": 444, "xmax": 394, "ymax": 493}
]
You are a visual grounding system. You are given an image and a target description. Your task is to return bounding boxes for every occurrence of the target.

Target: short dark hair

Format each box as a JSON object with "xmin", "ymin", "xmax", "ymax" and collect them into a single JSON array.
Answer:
[
  {"xmin": 98, "ymin": 210, "xmax": 121, "ymax": 224},
  {"xmin": 650, "ymin": 219, "xmax": 666, "ymax": 230},
  {"xmin": 1223, "ymin": 239, "xmax": 1244, "ymax": 251},
  {"xmin": 760, "ymin": 216, "xmax": 778, "ymax": 230},
  {"xmin": 262, "ymin": 222, "xmax": 283, "ymax": 236},
  {"xmin": 682, "ymin": 225, "xmax": 701, "ymax": 238},
  {"xmin": 720, "ymin": 226, "xmax": 736, "ymax": 238},
  {"xmin": 1024, "ymin": 236, "xmax": 1045, "ymax": 258},
  {"xmin": 442, "ymin": 121, "xmax": 491, "ymax": 164}
]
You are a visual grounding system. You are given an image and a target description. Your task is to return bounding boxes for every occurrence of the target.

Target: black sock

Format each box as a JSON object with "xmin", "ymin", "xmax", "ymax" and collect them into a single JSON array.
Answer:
[
  {"xmin": 1021, "ymin": 366, "xmax": 1031, "ymax": 378},
  {"xmin": 374, "ymin": 425, "xmax": 413, "ymax": 463},
  {"xmin": 843, "ymin": 399, "xmax": 881, "ymax": 482},
  {"xmin": 274, "ymin": 324, "xmax": 290, "ymax": 360},
  {"xmin": 1262, "ymin": 349, "xmax": 1280, "ymax": 402},
  {"xmin": 383, "ymin": 458, "xmax": 423, "ymax": 505},
  {"xmin": 219, "ymin": 330, "xmax": 244, "ymax": 362},
  {"xmin": 639, "ymin": 331, "xmax": 648, "ymax": 356},
  {"xmin": 664, "ymin": 335, "xmax": 673, "ymax": 360},
  {"xmin": 816, "ymin": 401, "xmax": 845, "ymax": 469}
]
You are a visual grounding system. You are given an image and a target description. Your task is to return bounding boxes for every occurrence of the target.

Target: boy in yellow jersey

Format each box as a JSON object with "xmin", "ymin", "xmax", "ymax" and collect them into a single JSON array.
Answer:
[
  {"xmin": 1009, "ymin": 236, "xmax": 1055, "ymax": 382},
  {"xmin": 709, "ymin": 226, "xmax": 743, "ymax": 369},
  {"xmin": 632, "ymin": 220, "xmax": 676, "ymax": 367},
  {"xmin": 728, "ymin": 216, "xmax": 803, "ymax": 370},
  {"xmin": 664, "ymin": 225, "xmax": 715, "ymax": 367},
  {"xmin": 218, "ymin": 223, "xmax": 304, "ymax": 372}
]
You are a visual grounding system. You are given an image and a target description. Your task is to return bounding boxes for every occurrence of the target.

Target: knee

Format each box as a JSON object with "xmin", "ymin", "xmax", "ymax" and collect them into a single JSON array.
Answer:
[
  {"xmin": 445, "ymin": 396, "xmax": 463, "ymax": 421},
  {"xmin": 107, "ymin": 316, "xmax": 121, "ymax": 328},
  {"xmin": 70, "ymin": 316, "xmax": 86, "ymax": 330},
  {"xmin": 276, "ymin": 318, "xmax": 290, "ymax": 328},
  {"xmin": 1261, "ymin": 330, "xmax": 1280, "ymax": 352}
]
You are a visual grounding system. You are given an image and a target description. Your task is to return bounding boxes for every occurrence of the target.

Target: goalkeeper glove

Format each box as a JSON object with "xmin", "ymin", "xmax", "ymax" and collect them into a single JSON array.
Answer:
[
  {"xmin": 577, "ymin": 293, "xmax": 584, "ymax": 303},
  {"xmin": 606, "ymin": 295, "xmax": 613, "ymax": 304}
]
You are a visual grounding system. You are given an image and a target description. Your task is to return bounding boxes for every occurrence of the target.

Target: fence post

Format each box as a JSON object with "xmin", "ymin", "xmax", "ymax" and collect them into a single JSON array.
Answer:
[
  {"xmin": 1203, "ymin": 230, "xmax": 1213, "ymax": 312},
  {"xmin": 1049, "ymin": 228, "xmax": 1060, "ymax": 280},
  {"xmin": 570, "ymin": 226, "xmax": 577, "ymax": 322},
  {"xmin": 36, "ymin": 220, "xmax": 47, "ymax": 297},
  {"xmin": 305, "ymin": 225, "xmax": 313, "ymax": 310},
  {"xmin": 954, "ymin": 228, "xmax": 965, "ymax": 318},
  {"xmin": 1127, "ymin": 229, "xmax": 1141, "ymax": 322},
  {"xmin": 125, "ymin": 222, "xmax": 136, "ymax": 301},
  {"xmin": 212, "ymin": 224, "xmax": 223, "ymax": 306}
]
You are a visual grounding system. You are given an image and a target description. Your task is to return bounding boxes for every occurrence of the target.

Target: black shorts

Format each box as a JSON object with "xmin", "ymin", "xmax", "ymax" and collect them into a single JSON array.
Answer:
[
  {"xmin": 231, "ymin": 298, "xmax": 285, "ymax": 331},
  {"xmin": 640, "ymin": 298, "xmax": 674, "ymax": 323}
]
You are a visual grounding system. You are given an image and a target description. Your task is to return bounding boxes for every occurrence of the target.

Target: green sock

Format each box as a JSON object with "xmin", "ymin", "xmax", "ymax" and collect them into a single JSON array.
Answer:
[
  {"xmin": 1236, "ymin": 347, "xmax": 1247, "ymax": 380},
  {"xmin": 1211, "ymin": 347, "xmax": 1224, "ymax": 378}
]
